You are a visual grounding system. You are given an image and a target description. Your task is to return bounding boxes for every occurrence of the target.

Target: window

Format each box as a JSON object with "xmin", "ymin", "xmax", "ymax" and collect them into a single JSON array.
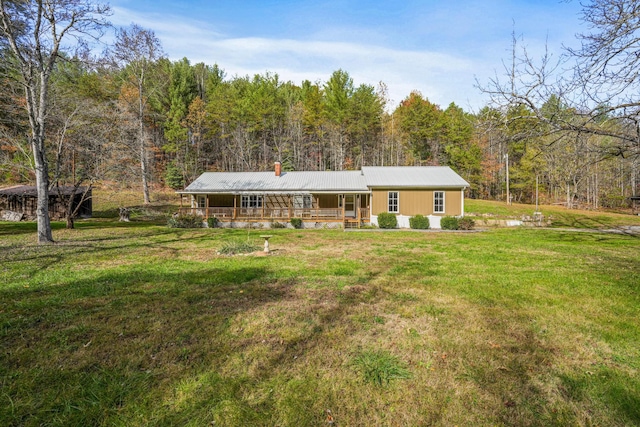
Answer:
[
  {"xmin": 196, "ymin": 195, "xmax": 206, "ymax": 208},
  {"xmin": 434, "ymin": 191, "xmax": 444, "ymax": 213},
  {"xmin": 293, "ymin": 194, "xmax": 312, "ymax": 209},
  {"xmin": 241, "ymin": 195, "xmax": 263, "ymax": 208},
  {"xmin": 388, "ymin": 191, "xmax": 399, "ymax": 213}
]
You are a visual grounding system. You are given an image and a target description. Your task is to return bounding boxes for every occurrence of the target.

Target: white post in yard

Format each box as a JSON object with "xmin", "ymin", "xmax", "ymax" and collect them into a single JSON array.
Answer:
[{"xmin": 260, "ymin": 235, "xmax": 272, "ymax": 253}]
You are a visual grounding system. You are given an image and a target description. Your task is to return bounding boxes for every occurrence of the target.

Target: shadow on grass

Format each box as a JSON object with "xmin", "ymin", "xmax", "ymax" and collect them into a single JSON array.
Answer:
[
  {"xmin": 559, "ymin": 368, "xmax": 640, "ymax": 424},
  {"xmin": 0, "ymin": 227, "xmax": 217, "ymax": 280},
  {"xmin": 550, "ymin": 213, "xmax": 640, "ymax": 237},
  {"xmin": 0, "ymin": 220, "xmax": 65, "ymax": 236},
  {"xmin": 0, "ymin": 261, "xmax": 375, "ymax": 426},
  {"xmin": 458, "ymin": 301, "xmax": 640, "ymax": 426},
  {"xmin": 0, "ymin": 218, "xmax": 167, "ymax": 238},
  {"xmin": 0, "ymin": 265, "xmax": 284, "ymax": 425}
]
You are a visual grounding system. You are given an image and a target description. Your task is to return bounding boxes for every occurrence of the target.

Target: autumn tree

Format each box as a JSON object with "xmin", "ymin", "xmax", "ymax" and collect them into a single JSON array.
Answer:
[
  {"xmin": 0, "ymin": 45, "xmax": 30, "ymax": 183},
  {"xmin": 111, "ymin": 24, "xmax": 164, "ymax": 204},
  {"xmin": 48, "ymin": 58, "xmax": 118, "ymax": 228},
  {"xmin": 0, "ymin": 0, "xmax": 110, "ymax": 243}
]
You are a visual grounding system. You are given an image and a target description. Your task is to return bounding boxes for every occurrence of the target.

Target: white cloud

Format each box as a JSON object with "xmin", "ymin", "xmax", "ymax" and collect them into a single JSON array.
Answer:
[
  {"xmin": 169, "ymin": 35, "xmax": 484, "ymax": 109},
  {"xmin": 110, "ymin": 6, "xmax": 496, "ymax": 110}
]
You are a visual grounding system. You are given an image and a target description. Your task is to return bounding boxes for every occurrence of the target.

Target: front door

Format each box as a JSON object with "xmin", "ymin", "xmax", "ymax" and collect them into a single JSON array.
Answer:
[{"xmin": 344, "ymin": 194, "xmax": 355, "ymax": 218}]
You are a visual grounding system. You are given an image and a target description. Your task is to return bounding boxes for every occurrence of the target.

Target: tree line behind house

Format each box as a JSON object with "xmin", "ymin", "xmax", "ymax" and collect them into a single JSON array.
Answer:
[{"xmin": 1, "ymin": 4, "xmax": 638, "ymax": 213}]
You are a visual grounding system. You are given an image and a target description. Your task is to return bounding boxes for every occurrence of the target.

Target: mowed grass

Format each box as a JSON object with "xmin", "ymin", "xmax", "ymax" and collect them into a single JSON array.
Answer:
[
  {"xmin": 1, "ymin": 218, "xmax": 639, "ymax": 426},
  {"xmin": 466, "ymin": 198, "xmax": 640, "ymax": 229}
]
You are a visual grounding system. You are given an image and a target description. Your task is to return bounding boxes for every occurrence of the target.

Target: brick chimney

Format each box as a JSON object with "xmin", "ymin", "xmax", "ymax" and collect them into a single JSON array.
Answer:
[{"xmin": 275, "ymin": 161, "xmax": 282, "ymax": 177}]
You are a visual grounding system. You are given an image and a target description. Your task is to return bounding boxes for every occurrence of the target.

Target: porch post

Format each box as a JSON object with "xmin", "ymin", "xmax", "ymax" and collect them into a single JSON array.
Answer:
[
  {"xmin": 205, "ymin": 194, "xmax": 209, "ymax": 219},
  {"xmin": 262, "ymin": 193, "xmax": 265, "ymax": 219},
  {"xmin": 288, "ymin": 195, "xmax": 292, "ymax": 219},
  {"xmin": 342, "ymin": 194, "xmax": 345, "ymax": 220},
  {"xmin": 233, "ymin": 195, "xmax": 237, "ymax": 219},
  {"xmin": 357, "ymin": 194, "xmax": 361, "ymax": 223}
]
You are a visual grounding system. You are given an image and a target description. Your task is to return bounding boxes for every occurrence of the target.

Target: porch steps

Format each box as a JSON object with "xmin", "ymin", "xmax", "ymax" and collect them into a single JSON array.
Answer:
[{"xmin": 343, "ymin": 219, "xmax": 360, "ymax": 229}]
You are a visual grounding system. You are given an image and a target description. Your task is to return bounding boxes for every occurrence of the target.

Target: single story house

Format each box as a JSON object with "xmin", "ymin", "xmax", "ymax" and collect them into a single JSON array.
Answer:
[
  {"xmin": 177, "ymin": 163, "xmax": 469, "ymax": 228},
  {"xmin": 0, "ymin": 185, "xmax": 92, "ymax": 221}
]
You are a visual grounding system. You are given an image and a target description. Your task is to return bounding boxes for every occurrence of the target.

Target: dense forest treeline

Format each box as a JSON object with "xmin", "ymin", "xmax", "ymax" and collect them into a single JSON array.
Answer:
[{"xmin": 1, "ymin": 7, "xmax": 638, "ymax": 212}]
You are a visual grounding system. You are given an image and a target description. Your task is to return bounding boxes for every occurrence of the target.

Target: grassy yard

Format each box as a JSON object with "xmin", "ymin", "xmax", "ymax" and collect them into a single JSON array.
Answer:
[
  {"xmin": 465, "ymin": 198, "xmax": 640, "ymax": 229},
  {"xmin": 1, "ymin": 213, "xmax": 639, "ymax": 425}
]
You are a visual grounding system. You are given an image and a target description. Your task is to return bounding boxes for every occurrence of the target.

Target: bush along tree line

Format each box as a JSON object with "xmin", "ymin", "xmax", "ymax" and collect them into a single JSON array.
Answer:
[{"xmin": 1, "ymin": 1, "xmax": 638, "ymax": 244}]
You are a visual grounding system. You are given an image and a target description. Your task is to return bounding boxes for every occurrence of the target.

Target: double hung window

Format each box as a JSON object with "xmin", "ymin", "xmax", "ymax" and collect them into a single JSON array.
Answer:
[
  {"xmin": 388, "ymin": 191, "xmax": 399, "ymax": 213},
  {"xmin": 434, "ymin": 191, "xmax": 444, "ymax": 213}
]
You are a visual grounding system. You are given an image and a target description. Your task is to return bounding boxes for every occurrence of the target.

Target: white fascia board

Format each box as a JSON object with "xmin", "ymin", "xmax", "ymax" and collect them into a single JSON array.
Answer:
[{"xmin": 367, "ymin": 185, "xmax": 468, "ymax": 190}]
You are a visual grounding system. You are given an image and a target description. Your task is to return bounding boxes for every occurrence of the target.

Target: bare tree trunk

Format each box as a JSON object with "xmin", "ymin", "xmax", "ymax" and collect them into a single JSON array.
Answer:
[
  {"xmin": 27, "ymin": 64, "xmax": 55, "ymax": 243},
  {"xmin": 33, "ymin": 133, "xmax": 54, "ymax": 242},
  {"xmin": 139, "ymin": 78, "xmax": 151, "ymax": 204}
]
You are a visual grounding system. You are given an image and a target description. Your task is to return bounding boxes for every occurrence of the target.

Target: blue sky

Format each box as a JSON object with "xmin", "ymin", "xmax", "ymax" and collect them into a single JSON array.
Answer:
[{"xmin": 108, "ymin": 0, "xmax": 585, "ymax": 111}]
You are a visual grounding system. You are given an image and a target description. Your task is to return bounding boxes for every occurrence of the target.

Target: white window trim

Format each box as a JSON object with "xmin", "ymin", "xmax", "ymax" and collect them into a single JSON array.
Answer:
[
  {"xmin": 388, "ymin": 191, "xmax": 399, "ymax": 213},
  {"xmin": 196, "ymin": 195, "xmax": 206, "ymax": 208},
  {"xmin": 434, "ymin": 191, "xmax": 445, "ymax": 214},
  {"xmin": 241, "ymin": 194, "xmax": 263, "ymax": 208},
  {"xmin": 293, "ymin": 194, "xmax": 312, "ymax": 209}
]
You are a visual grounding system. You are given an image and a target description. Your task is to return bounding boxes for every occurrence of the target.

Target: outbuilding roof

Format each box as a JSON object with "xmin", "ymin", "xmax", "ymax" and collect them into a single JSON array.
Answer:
[
  {"xmin": 180, "ymin": 166, "xmax": 469, "ymax": 194},
  {"xmin": 0, "ymin": 185, "xmax": 90, "ymax": 197}
]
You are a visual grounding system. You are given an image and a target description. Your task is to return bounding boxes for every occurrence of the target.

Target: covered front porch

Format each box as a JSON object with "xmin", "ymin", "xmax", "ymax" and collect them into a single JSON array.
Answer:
[{"xmin": 178, "ymin": 192, "xmax": 370, "ymax": 227}]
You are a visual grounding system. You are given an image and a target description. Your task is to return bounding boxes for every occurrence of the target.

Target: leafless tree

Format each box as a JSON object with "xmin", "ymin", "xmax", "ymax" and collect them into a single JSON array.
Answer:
[
  {"xmin": 480, "ymin": 1, "xmax": 640, "ymax": 162},
  {"xmin": 0, "ymin": 0, "xmax": 110, "ymax": 243},
  {"xmin": 110, "ymin": 24, "xmax": 164, "ymax": 204}
]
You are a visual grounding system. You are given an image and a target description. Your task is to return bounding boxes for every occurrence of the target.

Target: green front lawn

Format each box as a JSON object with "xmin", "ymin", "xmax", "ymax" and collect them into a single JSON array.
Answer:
[{"xmin": 1, "ymin": 220, "xmax": 638, "ymax": 426}]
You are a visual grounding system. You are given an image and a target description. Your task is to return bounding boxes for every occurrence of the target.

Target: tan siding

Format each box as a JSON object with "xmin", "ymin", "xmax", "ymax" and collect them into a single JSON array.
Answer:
[
  {"xmin": 371, "ymin": 188, "xmax": 464, "ymax": 216},
  {"xmin": 399, "ymin": 190, "xmax": 431, "ymax": 216},
  {"xmin": 445, "ymin": 190, "xmax": 462, "ymax": 215},
  {"xmin": 208, "ymin": 194, "xmax": 235, "ymax": 207},
  {"xmin": 371, "ymin": 189, "xmax": 389, "ymax": 214},
  {"xmin": 316, "ymin": 194, "xmax": 339, "ymax": 209}
]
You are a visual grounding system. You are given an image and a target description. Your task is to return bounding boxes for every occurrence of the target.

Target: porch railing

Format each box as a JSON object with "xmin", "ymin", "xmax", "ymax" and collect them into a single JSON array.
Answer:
[{"xmin": 177, "ymin": 207, "xmax": 370, "ymax": 222}]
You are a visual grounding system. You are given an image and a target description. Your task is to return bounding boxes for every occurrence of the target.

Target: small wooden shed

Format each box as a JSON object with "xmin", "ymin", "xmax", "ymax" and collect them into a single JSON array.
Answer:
[{"xmin": 0, "ymin": 185, "xmax": 92, "ymax": 220}]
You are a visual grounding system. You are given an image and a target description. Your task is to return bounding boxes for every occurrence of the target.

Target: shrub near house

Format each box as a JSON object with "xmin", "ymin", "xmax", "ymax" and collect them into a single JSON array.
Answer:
[
  {"xmin": 409, "ymin": 214, "xmax": 430, "ymax": 229},
  {"xmin": 377, "ymin": 213, "xmax": 398, "ymax": 229},
  {"xmin": 440, "ymin": 216, "xmax": 459, "ymax": 230}
]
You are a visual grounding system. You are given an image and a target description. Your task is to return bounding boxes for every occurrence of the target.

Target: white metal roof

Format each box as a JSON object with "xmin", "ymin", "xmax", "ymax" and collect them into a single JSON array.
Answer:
[
  {"xmin": 182, "ymin": 171, "xmax": 369, "ymax": 193},
  {"xmin": 361, "ymin": 166, "xmax": 469, "ymax": 188},
  {"xmin": 180, "ymin": 166, "xmax": 469, "ymax": 194}
]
